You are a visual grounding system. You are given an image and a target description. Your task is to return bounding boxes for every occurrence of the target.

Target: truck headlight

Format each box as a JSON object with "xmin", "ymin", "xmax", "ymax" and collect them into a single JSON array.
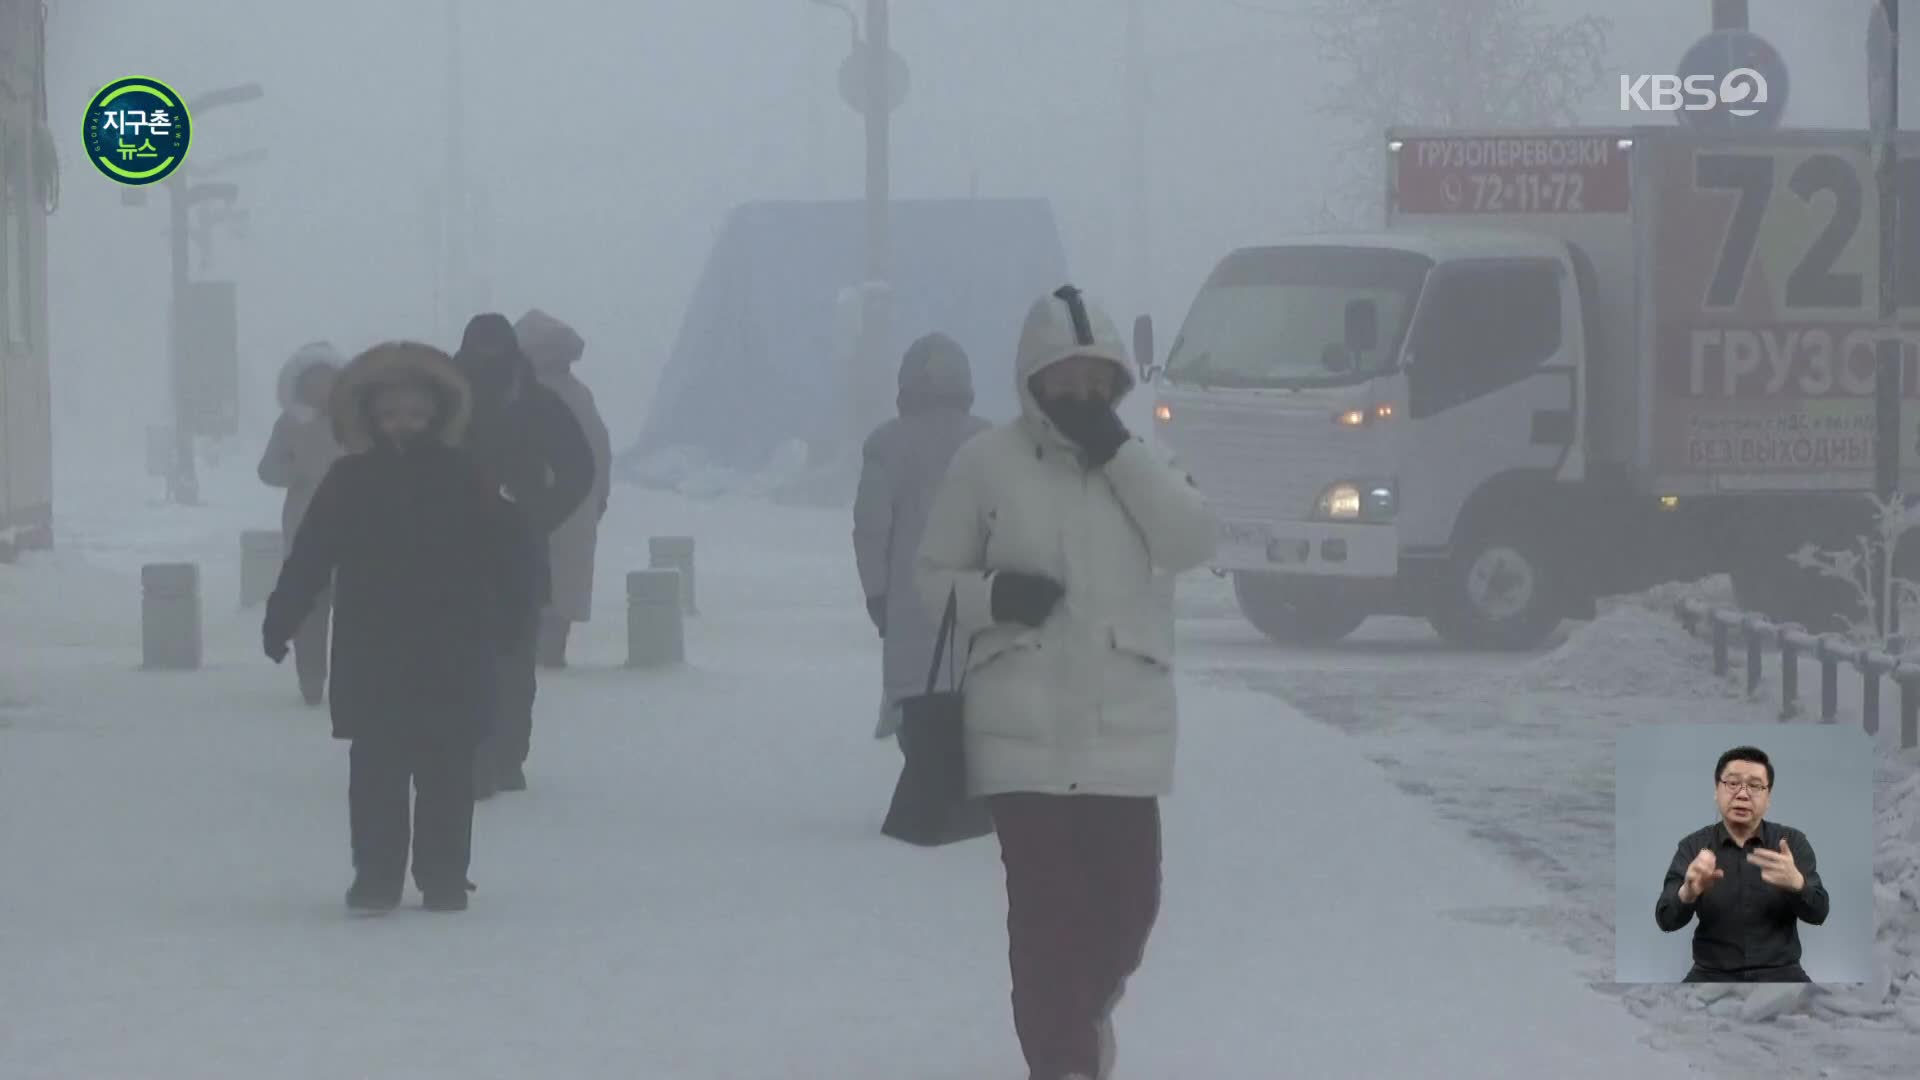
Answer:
[{"xmin": 1314, "ymin": 479, "xmax": 1396, "ymax": 522}]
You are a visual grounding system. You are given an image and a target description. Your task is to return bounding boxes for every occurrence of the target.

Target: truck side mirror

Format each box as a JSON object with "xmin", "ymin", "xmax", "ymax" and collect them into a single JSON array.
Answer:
[
  {"xmin": 1133, "ymin": 314, "xmax": 1159, "ymax": 384},
  {"xmin": 1343, "ymin": 299, "xmax": 1379, "ymax": 354}
]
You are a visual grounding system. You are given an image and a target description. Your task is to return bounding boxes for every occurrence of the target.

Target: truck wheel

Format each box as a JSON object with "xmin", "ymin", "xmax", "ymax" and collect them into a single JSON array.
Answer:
[
  {"xmin": 1232, "ymin": 572, "xmax": 1368, "ymax": 645},
  {"xmin": 1429, "ymin": 527, "xmax": 1562, "ymax": 651}
]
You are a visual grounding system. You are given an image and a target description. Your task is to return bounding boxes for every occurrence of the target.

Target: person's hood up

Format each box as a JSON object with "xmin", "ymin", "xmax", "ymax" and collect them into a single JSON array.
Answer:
[
  {"xmin": 514, "ymin": 308, "xmax": 585, "ymax": 370},
  {"xmin": 1014, "ymin": 285, "xmax": 1135, "ymax": 439},
  {"xmin": 277, "ymin": 340, "xmax": 344, "ymax": 420},
  {"xmin": 897, "ymin": 332, "xmax": 974, "ymax": 415},
  {"xmin": 329, "ymin": 341, "xmax": 473, "ymax": 453},
  {"xmin": 453, "ymin": 312, "xmax": 533, "ymax": 407}
]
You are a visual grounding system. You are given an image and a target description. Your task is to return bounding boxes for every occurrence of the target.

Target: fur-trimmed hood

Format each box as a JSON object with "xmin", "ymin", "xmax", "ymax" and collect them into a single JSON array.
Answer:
[
  {"xmin": 328, "ymin": 342, "xmax": 474, "ymax": 453},
  {"xmin": 514, "ymin": 309, "xmax": 585, "ymax": 369},
  {"xmin": 277, "ymin": 341, "xmax": 344, "ymax": 422}
]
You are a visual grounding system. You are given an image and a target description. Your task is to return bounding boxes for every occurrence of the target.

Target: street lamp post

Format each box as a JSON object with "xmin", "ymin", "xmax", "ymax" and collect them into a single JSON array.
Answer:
[
  {"xmin": 1874, "ymin": 0, "xmax": 1903, "ymax": 637},
  {"xmin": 167, "ymin": 180, "xmax": 239, "ymax": 505},
  {"xmin": 162, "ymin": 82, "xmax": 263, "ymax": 505},
  {"xmin": 808, "ymin": 0, "xmax": 898, "ymax": 458},
  {"xmin": 865, "ymin": 0, "xmax": 890, "ymax": 290}
]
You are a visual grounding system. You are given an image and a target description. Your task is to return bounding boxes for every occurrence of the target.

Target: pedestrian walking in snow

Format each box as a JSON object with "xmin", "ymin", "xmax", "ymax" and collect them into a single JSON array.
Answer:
[
  {"xmin": 257, "ymin": 341, "xmax": 345, "ymax": 706},
  {"xmin": 915, "ymin": 286, "xmax": 1217, "ymax": 1080},
  {"xmin": 262, "ymin": 342, "xmax": 536, "ymax": 914},
  {"xmin": 452, "ymin": 313, "xmax": 596, "ymax": 798},
  {"xmin": 514, "ymin": 309, "xmax": 613, "ymax": 670},
  {"xmin": 853, "ymin": 333, "xmax": 992, "ymax": 748}
]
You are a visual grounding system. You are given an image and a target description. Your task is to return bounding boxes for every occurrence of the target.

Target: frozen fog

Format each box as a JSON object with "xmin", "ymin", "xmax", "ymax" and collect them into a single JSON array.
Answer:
[{"xmin": 4, "ymin": 1, "xmax": 1920, "ymax": 1078}]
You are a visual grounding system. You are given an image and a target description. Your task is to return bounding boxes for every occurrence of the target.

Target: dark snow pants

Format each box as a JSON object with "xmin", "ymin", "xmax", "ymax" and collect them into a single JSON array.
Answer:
[
  {"xmin": 292, "ymin": 587, "xmax": 331, "ymax": 698},
  {"xmin": 348, "ymin": 731, "xmax": 476, "ymax": 894},
  {"xmin": 990, "ymin": 793, "xmax": 1162, "ymax": 1080},
  {"xmin": 495, "ymin": 613, "xmax": 539, "ymax": 767},
  {"xmin": 478, "ymin": 613, "xmax": 540, "ymax": 782}
]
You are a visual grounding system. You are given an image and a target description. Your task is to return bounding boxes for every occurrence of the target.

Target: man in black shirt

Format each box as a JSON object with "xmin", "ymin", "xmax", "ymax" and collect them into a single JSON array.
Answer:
[{"xmin": 1654, "ymin": 745, "xmax": 1830, "ymax": 982}]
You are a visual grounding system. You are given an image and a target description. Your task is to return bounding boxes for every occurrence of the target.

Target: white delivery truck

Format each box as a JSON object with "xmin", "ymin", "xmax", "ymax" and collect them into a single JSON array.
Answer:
[{"xmin": 1146, "ymin": 126, "xmax": 1920, "ymax": 649}]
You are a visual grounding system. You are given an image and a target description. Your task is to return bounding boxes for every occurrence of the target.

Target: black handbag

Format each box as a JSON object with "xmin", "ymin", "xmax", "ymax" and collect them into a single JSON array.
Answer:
[{"xmin": 881, "ymin": 589, "xmax": 994, "ymax": 846}]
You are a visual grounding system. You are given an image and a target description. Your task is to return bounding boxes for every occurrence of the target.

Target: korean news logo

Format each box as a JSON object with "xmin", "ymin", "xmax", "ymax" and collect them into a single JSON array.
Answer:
[
  {"xmin": 1619, "ymin": 69, "xmax": 1769, "ymax": 118},
  {"xmin": 82, "ymin": 77, "xmax": 193, "ymax": 186}
]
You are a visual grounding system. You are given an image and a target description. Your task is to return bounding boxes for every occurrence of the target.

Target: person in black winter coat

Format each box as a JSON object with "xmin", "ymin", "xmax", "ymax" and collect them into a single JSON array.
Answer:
[
  {"xmin": 262, "ymin": 341, "xmax": 536, "ymax": 914},
  {"xmin": 451, "ymin": 313, "xmax": 596, "ymax": 798}
]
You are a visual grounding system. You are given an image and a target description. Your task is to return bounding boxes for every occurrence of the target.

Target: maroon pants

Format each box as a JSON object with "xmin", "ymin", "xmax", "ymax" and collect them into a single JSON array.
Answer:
[{"xmin": 990, "ymin": 793, "xmax": 1162, "ymax": 1080}]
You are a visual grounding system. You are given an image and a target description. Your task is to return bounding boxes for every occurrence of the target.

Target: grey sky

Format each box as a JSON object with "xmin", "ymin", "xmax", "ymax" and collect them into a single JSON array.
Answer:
[{"xmin": 43, "ymin": 0, "xmax": 1882, "ymax": 459}]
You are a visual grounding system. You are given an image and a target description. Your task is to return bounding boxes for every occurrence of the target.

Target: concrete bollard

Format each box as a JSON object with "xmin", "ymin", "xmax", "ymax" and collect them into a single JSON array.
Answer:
[
  {"xmin": 626, "ymin": 569, "xmax": 685, "ymax": 668},
  {"xmin": 648, "ymin": 536, "xmax": 697, "ymax": 614},
  {"xmin": 239, "ymin": 529, "xmax": 284, "ymax": 609},
  {"xmin": 142, "ymin": 562, "xmax": 203, "ymax": 670}
]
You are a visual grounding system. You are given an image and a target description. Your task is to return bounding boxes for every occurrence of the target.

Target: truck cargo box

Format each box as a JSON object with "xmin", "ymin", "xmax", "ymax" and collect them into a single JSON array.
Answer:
[{"xmin": 1387, "ymin": 126, "xmax": 1920, "ymax": 498}]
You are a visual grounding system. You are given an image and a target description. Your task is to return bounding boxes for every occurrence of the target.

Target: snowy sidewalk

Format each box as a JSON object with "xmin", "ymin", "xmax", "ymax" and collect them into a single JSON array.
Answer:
[{"xmin": 0, "ymin": 482, "xmax": 1700, "ymax": 1079}]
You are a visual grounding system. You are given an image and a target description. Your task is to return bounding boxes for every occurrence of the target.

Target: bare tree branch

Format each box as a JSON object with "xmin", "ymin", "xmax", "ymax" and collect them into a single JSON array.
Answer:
[{"xmin": 1311, "ymin": 0, "xmax": 1613, "ymax": 226}]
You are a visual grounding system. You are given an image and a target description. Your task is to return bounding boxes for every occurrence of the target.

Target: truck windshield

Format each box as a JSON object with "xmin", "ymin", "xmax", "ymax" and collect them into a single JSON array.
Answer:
[{"xmin": 1163, "ymin": 246, "xmax": 1432, "ymax": 389}]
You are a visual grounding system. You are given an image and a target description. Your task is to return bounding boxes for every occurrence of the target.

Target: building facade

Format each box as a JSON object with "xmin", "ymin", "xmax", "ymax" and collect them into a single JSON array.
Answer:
[{"xmin": 0, "ymin": 0, "xmax": 53, "ymax": 555}]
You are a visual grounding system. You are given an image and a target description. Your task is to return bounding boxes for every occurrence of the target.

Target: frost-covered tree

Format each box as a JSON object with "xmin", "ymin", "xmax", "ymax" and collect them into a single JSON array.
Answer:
[
  {"xmin": 1789, "ymin": 493, "xmax": 1920, "ymax": 646},
  {"xmin": 1310, "ymin": 0, "xmax": 1612, "ymax": 225}
]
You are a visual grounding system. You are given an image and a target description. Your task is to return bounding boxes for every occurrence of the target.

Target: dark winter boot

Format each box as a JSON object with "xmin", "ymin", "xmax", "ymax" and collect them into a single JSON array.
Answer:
[
  {"xmin": 421, "ymin": 880, "xmax": 474, "ymax": 912},
  {"xmin": 345, "ymin": 876, "xmax": 402, "ymax": 914},
  {"xmin": 497, "ymin": 762, "xmax": 527, "ymax": 793}
]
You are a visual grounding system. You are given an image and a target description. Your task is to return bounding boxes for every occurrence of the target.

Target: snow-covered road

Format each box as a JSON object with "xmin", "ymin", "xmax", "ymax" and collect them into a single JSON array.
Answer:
[{"xmin": 0, "ymin": 467, "xmax": 1707, "ymax": 1078}]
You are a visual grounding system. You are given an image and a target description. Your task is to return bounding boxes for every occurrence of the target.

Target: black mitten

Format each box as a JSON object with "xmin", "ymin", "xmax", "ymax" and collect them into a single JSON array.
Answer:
[
  {"xmin": 866, "ymin": 595, "xmax": 887, "ymax": 636},
  {"xmin": 990, "ymin": 570, "xmax": 1065, "ymax": 628},
  {"xmin": 1040, "ymin": 396, "xmax": 1130, "ymax": 466}
]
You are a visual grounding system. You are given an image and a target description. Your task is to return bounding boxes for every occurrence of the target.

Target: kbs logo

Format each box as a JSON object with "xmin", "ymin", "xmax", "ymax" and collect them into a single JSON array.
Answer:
[{"xmin": 1619, "ymin": 69, "xmax": 1769, "ymax": 117}]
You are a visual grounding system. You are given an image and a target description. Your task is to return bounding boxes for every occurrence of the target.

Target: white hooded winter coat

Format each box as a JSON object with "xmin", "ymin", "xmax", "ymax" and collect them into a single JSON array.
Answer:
[
  {"xmin": 914, "ymin": 290, "xmax": 1218, "ymax": 798},
  {"xmin": 258, "ymin": 342, "xmax": 346, "ymax": 539},
  {"xmin": 515, "ymin": 310, "xmax": 613, "ymax": 624},
  {"xmin": 854, "ymin": 334, "xmax": 992, "ymax": 737}
]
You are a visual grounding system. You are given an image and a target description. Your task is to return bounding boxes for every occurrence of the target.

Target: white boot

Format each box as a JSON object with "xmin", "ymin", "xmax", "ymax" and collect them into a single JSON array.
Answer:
[{"xmin": 1095, "ymin": 1017, "xmax": 1116, "ymax": 1079}]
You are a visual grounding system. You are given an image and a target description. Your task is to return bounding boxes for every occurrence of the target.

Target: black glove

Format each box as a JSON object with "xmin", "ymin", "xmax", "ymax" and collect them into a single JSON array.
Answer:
[
  {"xmin": 866, "ymin": 595, "xmax": 887, "ymax": 636},
  {"xmin": 1039, "ymin": 396, "xmax": 1130, "ymax": 466},
  {"xmin": 990, "ymin": 570, "xmax": 1064, "ymax": 628},
  {"xmin": 263, "ymin": 625, "xmax": 290, "ymax": 664}
]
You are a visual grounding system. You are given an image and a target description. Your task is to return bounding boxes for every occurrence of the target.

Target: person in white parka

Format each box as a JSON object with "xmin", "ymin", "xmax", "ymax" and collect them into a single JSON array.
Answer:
[
  {"xmin": 258, "ymin": 341, "xmax": 346, "ymax": 706},
  {"xmin": 914, "ymin": 285, "xmax": 1218, "ymax": 1080}
]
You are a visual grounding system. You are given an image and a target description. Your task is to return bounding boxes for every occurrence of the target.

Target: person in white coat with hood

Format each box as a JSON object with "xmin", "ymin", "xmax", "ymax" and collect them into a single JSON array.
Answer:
[
  {"xmin": 514, "ymin": 309, "xmax": 613, "ymax": 669},
  {"xmin": 853, "ymin": 332, "xmax": 992, "ymax": 748},
  {"xmin": 915, "ymin": 285, "xmax": 1217, "ymax": 1080},
  {"xmin": 258, "ymin": 341, "xmax": 346, "ymax": 705}
]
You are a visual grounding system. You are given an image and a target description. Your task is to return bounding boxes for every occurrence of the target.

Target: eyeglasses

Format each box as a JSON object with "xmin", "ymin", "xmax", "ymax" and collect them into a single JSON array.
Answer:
[{"xmin": 1718, "ymin": 778, "xmax": 1770, "ymax": 795}]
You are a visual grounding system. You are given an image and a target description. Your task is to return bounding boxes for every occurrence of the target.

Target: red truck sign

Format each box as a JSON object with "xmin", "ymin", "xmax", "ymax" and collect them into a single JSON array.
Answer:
[
  {"xmin": 1648, "ymin": 139, "xmax": 1920, "ymax": 487},
  {"xmin": 1393, "ymin": 134, "xmax": 1630, "ymax": 214}
]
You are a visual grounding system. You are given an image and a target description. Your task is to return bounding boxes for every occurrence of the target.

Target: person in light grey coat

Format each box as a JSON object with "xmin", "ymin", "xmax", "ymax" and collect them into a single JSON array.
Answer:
[
  {"xmin": 853, "ymin": 333, "xmax": 992, "ymax": 746},
  {"xmin": 258, "ymin": 340, "xmax": 346, "ymax": 705},
  {"xmin": 514, "ymin": 309, "xmax": 613, "ymax": 668}
]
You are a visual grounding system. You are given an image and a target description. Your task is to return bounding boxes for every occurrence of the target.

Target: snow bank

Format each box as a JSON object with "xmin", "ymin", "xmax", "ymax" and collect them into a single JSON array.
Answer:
[
  {"xmin": 1511, "ymin": 602, "xmax": 1748, "ymax": 700},
  {"xmin": 1251, "ymin": 578, "xmax": 1920, "ymax": 1079}
]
